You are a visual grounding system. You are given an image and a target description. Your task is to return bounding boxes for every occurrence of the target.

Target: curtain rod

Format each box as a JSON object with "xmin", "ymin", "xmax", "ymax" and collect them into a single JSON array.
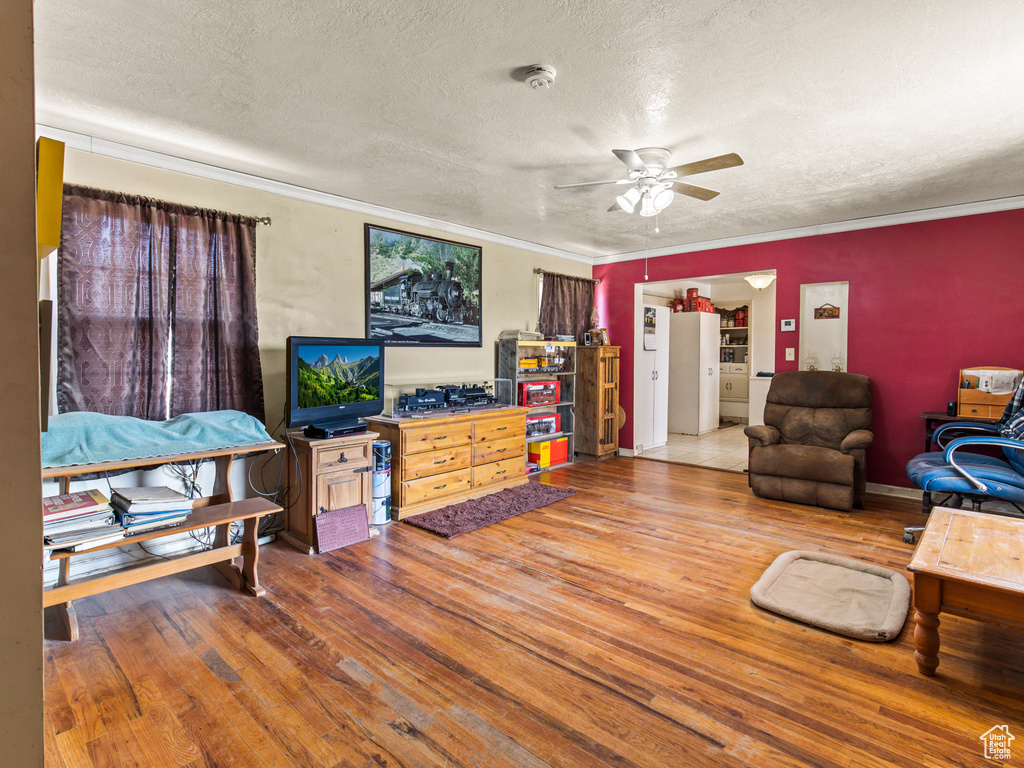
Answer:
[
  {"xmin": 255, "ymin": 216, "xmax": 272, "ymax": 226},
  {"xmin": 534, "ymin": 268, "xmax": 600, "ymax": 284}
]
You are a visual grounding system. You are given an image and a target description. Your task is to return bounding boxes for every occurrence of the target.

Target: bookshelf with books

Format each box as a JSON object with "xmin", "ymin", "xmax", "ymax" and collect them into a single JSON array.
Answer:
[{"xmin": 41, "ymin": 440, "xmax": 284, "ymax": 640}]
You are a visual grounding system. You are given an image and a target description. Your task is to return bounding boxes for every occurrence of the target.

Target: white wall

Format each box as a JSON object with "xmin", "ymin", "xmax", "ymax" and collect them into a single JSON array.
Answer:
[
  {"xmin": 60, "ymin": 149, "xmax": 592, "ymax": 437},
  {"xmin": 1, "ymin": 0, "xmax": 45, "ymax": 762}
]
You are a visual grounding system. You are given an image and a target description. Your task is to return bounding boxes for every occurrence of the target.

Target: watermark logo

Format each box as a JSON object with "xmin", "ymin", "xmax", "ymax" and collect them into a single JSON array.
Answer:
[{"xmin": 981, "ymin": 725, "xmax": 1014, "ymax": 761}]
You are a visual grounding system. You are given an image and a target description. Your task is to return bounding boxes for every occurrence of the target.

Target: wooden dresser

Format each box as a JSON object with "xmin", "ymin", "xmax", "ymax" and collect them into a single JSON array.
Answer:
[
  {"xmin": 282, "ymin": 430, "xmax": 377, "ymax": 554},
  {"xmin": 367, "ymin": 407, "xmax": 528, "ymax": 519}
]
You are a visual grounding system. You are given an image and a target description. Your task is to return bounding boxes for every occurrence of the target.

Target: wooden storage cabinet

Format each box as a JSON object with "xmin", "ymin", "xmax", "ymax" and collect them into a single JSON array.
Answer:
[
  {"xmin": 576, "ymin": 345, "xmax": 620, "ymax": 458},
  {"xmin": 957, "ymin": 366, "xmax": 1023, "ymax": 417},
  {"xmin": 368, "ymin": 407, "xmax": 528, "ymax": 519},
  {"xmin": 282, "ymin": 430, "xmax": 376, "ymax": 554},
  {"xmin": 720, "ymin": 363, "xmax": 749, "ymax": 402}
]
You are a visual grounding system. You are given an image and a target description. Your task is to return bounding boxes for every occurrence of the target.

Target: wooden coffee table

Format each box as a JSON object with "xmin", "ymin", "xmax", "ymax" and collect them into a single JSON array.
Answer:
[{"xmin": 907, "ymin": 507, "xmax": 1024, "ymax": 675}]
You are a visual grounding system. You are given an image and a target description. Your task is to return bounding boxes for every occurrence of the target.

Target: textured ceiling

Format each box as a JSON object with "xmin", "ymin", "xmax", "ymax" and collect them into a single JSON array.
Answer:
[{"xmin": 33, "ymin": 0, "xmax": 1024, "ymax": 259}]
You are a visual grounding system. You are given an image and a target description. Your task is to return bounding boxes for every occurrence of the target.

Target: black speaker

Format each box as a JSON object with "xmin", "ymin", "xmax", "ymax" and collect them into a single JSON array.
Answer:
[{"xmin": 946, "ymin": 400, "xmax": 957, "ymax": 416}]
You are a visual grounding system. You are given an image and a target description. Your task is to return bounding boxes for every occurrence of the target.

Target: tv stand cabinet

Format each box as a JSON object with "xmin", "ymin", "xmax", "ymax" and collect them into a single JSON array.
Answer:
[{"xmin": 282, "ymin": 430, "xmax": 377, "ymax": 554}]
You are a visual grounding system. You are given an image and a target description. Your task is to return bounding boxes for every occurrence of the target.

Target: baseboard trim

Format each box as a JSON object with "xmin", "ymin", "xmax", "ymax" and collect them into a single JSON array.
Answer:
[{"xmin": 866, "ymin": 482, "xmax": 920, "ymax": 500}]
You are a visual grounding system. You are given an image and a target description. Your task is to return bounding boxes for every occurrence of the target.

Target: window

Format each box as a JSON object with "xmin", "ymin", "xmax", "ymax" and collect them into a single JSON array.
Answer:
[{"xmin": 56, "ymin": 185, "xmax": 265, "ymax": 421}]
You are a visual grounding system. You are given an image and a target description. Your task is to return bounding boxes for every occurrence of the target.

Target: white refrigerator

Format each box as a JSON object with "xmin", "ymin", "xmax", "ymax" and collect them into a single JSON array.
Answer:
[
  {"xmin": 668, "ymin": 311, "xmax": 720, "ymax": 435},
  {"xmin": 636, "ymin": 305, "xmax": 670, "ymax": 451}
]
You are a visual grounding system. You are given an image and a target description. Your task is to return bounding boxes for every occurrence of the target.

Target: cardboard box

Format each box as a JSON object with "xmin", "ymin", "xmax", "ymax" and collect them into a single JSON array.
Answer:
[
  {"xmin": 518, "ymin": 380, "xmax": 560, "ymax": 406},
  {"xmin": 526, "ymin": 413, "xmax": 561, "ymax": 437},
  {"xmin": 528, "ymin": 437, "xmax": 569, "ymax": 468}
]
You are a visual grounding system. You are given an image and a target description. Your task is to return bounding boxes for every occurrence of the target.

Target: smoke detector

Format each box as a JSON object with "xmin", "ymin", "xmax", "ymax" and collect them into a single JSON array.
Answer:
[{"xmin": 525, "ymin": 65, "xmax": 556, "ymax": 89}]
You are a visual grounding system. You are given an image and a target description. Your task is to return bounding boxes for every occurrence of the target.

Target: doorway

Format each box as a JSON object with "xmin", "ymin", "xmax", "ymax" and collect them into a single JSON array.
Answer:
[{"xmin": 631, "ymin": 271, "xmax": 776, "ymax": 470}]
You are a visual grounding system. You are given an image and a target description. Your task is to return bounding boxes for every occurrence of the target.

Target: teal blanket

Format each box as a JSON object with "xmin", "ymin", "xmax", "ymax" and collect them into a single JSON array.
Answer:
[{"xmin": 42, "ymin": 410, "xmax": 275, "ymax": 468}]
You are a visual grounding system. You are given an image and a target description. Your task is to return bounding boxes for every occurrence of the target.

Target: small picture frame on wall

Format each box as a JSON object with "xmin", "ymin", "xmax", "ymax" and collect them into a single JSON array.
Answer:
[{"xmin": 780, "ymin": 319, "xmax": 796, "ymax": 332}]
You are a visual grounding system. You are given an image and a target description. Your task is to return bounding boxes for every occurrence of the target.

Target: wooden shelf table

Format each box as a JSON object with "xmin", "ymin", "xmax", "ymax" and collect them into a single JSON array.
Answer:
[
  {"xmin": 42, "ymin": 441, "xmax": 284, "ymax": 640},
  {"xmin": 907, "ymin": 506, "xmax": 1024, "ymax": 676}
]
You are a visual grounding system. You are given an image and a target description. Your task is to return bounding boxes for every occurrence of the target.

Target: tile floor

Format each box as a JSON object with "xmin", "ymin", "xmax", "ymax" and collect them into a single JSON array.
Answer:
[{"xmin": 637, "ymin": 423, "xmax": 749, "ymax": 472}]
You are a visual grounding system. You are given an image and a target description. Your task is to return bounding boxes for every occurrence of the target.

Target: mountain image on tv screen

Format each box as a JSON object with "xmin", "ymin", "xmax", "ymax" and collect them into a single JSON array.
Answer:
[{"xmin": 296, "ymin": 346, "xmax": 380, "ymax": 408}]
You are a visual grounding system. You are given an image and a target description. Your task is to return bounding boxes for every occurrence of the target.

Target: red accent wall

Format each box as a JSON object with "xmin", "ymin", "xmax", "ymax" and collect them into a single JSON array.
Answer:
[{"xmin": 594, "ymin": 208, "xmax": 1024, "ymax": 487}]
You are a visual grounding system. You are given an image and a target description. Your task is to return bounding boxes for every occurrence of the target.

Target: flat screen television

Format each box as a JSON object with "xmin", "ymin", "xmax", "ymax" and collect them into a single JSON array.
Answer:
[{"xmin": 286, "ymin": 336, "xmax": 385, "ymax": 435}]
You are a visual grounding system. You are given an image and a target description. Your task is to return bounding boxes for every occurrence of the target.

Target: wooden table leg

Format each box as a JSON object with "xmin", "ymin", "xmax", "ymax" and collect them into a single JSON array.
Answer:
[
  {"xmin": 914, "ymin": 609, "xmax": 941, "ymax": 676},
  {"xmin": 210, "ymin": 522, "xmax": 244, "ymax": 591},
  {"xmin": 57, "ymin": 558, "xmax": 79, "ymax": 642},
  {"xmin": 241, "ymin": 516, "xmax": 264, "ymax": 597},
  {"xmin": 912, "ymin": 574, "xmax": 942, "ymax": 676}
]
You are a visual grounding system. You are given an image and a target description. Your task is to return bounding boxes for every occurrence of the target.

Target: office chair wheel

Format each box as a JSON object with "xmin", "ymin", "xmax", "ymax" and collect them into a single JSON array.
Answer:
[{"xmin": 903, "ymin": 531, "xmax": 916, "ymax": 544}]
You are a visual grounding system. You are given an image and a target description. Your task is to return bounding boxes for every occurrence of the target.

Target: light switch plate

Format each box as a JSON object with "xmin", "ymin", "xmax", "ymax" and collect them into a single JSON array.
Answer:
[{"xmin": 785, "ymin": 348, "xmax": 795, "ymax": 361}]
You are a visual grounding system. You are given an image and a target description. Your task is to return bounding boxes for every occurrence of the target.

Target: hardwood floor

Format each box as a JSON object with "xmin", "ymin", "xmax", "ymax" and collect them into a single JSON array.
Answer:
[{"xmin": 44, "ymin": 458, "xmax": 1024, "ymax": 767}]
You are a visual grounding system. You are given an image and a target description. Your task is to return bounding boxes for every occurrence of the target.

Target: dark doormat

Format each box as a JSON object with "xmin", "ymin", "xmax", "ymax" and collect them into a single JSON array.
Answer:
[{"xmin": 404, "ymin": 482, "xmax": 576, "ymax": 538}]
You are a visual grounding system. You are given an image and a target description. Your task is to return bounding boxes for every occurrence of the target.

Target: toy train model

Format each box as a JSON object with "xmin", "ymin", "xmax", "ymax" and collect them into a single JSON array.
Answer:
[
  {"xmin": 395, "ymin": 384, "xmax": 497, "ymax": 414},
  {"xmin": 369, "ymin": 260, "xmax": 477, "ymax": 325}
]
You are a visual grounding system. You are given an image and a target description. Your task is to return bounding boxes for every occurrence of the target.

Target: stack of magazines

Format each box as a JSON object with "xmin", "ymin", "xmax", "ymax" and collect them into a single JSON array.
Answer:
[
  {"xmin": 111, "ymin": 486, "xmax": 193, "ymax": 533},
  {"xmin": 43, "ymin": 489, "xmax": 125, "ymax": 551}
]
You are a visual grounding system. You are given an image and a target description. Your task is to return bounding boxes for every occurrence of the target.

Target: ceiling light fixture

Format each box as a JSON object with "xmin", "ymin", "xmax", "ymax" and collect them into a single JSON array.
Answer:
[
  {"xmin": 744, "ymin": 273, "xmax": 776, "ymax": 291},
  {"xmin": 615, "ymin": 187, "xmax": 641, "ymax": 213}
]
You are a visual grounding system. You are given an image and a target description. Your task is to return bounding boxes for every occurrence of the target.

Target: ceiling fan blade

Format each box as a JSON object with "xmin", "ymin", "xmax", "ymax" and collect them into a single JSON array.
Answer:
[
  {"xmin": 612, "ymin": 149, "xmax": 648, "ymax": 174},
  {"xmin": 667, "ymin": 152, "xmax": 744, "ymax": 177},
  {"xmin": 607, "ymin": 202, "xmax": 626, "ymax": 212},
  {"xmin": 554, "ymin": 179, "xmax": 630, "ymax": 189},
  {"xmin": 671, "ymin": 182, "xmax": 720, "ymax": 201}
]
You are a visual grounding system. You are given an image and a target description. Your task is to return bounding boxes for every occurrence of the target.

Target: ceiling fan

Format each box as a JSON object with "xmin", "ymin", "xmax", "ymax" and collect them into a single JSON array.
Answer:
[{"xmin": 554, "ymin": 147, "xmax": 743, "ymax": 217}]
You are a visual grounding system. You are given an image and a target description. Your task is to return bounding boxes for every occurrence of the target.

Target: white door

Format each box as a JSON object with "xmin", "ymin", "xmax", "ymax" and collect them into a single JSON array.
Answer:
[
  {"xmin": 652, "ymin": 307, "xmax": 670, "ymax": 446},
  {"xmin": 635, "ymin": 305, "xmax": 669, "ymax": 450},
  {"xmin": 698, "ymin": 313, "xmax": 720, "ymax": 433}
]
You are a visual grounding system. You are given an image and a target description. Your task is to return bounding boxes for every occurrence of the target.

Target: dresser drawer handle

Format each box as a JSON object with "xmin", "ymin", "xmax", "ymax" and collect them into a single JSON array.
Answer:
[
  {"xmin": 495, "ymin": 470, "xmax": 507, "ymax": 475},
  {"xmin": 433, "ymin": 435, "xmax": 447, "ymax": 440},
  {"xmin": 434, "ymin": 483, "xmax": 447, "ymax": 490},
  {"xmin": 434, "ymin": 458, "xmax": 448, "ymax": 465},
  {"xmin": 496, "ymin": 426, "xmax": 508, "ymax": 431},
  {"xmin": 496, "ymin": 448, "xmax": 507, "ymax": 453},
  {"xmin": 337, "ymin": 454, "xmax": 348, "ymax": 463}
]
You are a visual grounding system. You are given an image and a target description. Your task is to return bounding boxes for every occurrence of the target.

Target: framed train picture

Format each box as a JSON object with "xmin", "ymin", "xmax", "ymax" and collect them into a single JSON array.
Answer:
[{"xmin": 365, "ymin": 224, "xmax": 482, "ymax": 347}]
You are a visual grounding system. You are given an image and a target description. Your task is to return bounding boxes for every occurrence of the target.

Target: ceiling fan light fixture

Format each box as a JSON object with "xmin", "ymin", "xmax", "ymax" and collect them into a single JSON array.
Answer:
[
  {"xmin": 615, "ymin": 187, "xmax": 641, "ymax": 213},
  {"xmin": 639, "ymin": 194, "xmax": 658, "ymax": 217},
  {"xmin": 744, "ymin": 273, "xmax": 776, "ymax": 291},
  {"xmin": 652, "ymin": 186, "xmax": 674, "ymax": 211}
]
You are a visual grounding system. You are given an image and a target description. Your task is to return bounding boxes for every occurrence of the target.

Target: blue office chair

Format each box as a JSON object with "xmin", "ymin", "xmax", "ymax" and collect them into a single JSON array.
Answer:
[
  {"xmin": 905, "ymin": 405, "xmax": 1024, "ymax": 544},
  {"xmin": 904, "ymin": 392, "xmax": 1024, "ymax": 543}
]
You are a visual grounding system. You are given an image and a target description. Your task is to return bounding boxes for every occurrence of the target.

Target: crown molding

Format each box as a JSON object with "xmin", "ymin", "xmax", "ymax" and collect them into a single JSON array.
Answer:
[
  {"xmin": 38, "ymin": 125, "xmax": 591, "ymax": 265},
  {"xmin": 594, "ymin": 194, "xmax": 1024, "ymax": 265},
  {"xmin": 40, "ymin": 125, "xmax": 1024, "ymax": 269}
]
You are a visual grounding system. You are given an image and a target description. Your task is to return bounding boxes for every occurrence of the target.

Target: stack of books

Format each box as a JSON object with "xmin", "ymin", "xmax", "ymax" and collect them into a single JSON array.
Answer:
[
  {"xmin": 43, "ymin": 489, "xmax": 125, "ymax": 551},
  {"xmin": 111, "ymin": 486, "xmax": 193, "ymax": 533}
]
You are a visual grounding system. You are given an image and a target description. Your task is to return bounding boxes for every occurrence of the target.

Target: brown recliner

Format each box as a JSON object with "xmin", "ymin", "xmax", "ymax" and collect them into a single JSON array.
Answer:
[{"xmin": 744, "ymin": 370, "xmax": 873, "ymax": 512}]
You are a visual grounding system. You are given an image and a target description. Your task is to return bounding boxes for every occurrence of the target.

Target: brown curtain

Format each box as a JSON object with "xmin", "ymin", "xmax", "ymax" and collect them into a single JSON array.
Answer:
[
  {"xmin": 57, "ymin": 187, "xmax": 174, "ymax": 419},
  {"xmin": 171, "ymin": 209, "xmax": 263, "ymax": 418},
  {"xmin": 538, "ymin": 272, "xmax": 596, "ymax": 343},
  {"xmin": 57, "ymin": 185, "xmax": 264, "ymax": 421}
]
